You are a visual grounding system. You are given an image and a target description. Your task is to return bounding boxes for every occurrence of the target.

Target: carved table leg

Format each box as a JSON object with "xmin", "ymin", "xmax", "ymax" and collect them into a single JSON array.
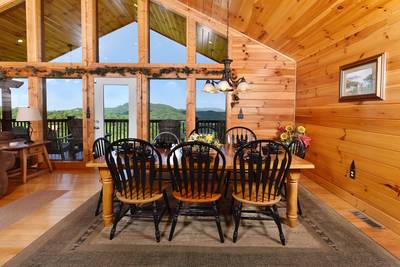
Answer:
[
  {"xmin": 99, "ymin": 168, "xmax": 113, "ymax": 227},
  {"xmin": 287, "ymin": 170, "xmax": 300, "ymax": 228}
]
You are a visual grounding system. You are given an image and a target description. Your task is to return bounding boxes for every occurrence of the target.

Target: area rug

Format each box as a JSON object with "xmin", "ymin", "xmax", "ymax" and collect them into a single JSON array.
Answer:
[
  {"xmin": 5, "ymin": 188, "xmax": 400, "ymax": 267},
  {"xmin": 0, "ymin": 190, "xmax": 69, "ymax": 230}
]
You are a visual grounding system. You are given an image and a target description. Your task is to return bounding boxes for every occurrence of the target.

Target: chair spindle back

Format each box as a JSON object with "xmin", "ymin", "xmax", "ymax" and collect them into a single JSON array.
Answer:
[
  {"xmin": 167, "ymin": 141, "xmax": 226, "ymax": 199},
  {"xmin": 105, "ymin": 138, "xmax": 163, "ymax": 200},
  {"xmin": 233, "ymin": 140, "xmax": 292, "ymax": 202}
]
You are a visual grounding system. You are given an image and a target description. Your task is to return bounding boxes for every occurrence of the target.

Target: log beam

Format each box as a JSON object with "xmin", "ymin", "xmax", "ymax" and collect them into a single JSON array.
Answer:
[
  {"xmin": 26, "ymin": 0, "xmax": 44, "ymax": 141},
  {"xmin": 186, "ymin": 77, "xmax": 196, "ymax": 138},
  {"xmin": 138, "ymin": 0, "xmax": 149, "ymax": 63},
  {"xmin": 0, "ymin": 63, "xmax": 223, "ymax": 79}
]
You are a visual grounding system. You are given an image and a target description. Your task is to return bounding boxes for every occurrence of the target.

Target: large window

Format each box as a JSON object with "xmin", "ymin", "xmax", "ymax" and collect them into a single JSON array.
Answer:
[
  {"xmin": 196, "ymin": 80, "xmax": 226, "ymax": 141},
  {"xmin": 149, "ymin": 79, "xmax": 186, "ymax": 140},
  {"xmin": 196, "ymin": 24, "xmax": 227, "ymax": 64},
  {"xmin": 44, "ymin": 0, "xmax": 82, "ymax": 62},
  {"xmin": 0, "ymin": 3, "xmax": 27, "ymax": 61},
  {"xmin": 0, "ymin": 78, "xmax": 28, "ymax": 135},
  {"xmin": 149, "ymin": 2, "xmax": 186, "ymax": 63},
  {"xmin": 98, "ymin": 0, "xmax": 138, "ymax": 63},
  {"xmin": 46, "ymin": 78, "xmax": 83, "ymax": 161}
]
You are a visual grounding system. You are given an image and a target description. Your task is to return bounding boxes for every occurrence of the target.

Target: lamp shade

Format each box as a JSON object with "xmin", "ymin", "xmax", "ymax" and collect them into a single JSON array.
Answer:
[
  {"xmin": 217, "ymin": 80, "xmax": 232, "ymax": 92},
  {"xmin": 16, "ymin": 107, "xmax": 42, "ymax": 122},
  {"xmin": 237, "ymin": 79, "xmax": 249, "ymax": 92},
  {"xmin": 202, "ymin": 81, "xmax": 216, "ymax": 93}
]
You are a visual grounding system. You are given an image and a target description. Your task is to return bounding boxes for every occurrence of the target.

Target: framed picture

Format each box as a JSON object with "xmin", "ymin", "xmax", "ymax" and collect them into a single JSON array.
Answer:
[{"xmin": 339, "ymin": 53, "xmax": 386, "ymax": 101}]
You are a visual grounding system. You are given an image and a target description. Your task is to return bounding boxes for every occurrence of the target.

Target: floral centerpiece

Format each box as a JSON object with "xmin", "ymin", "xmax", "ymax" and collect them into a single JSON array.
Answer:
[
  {"xmin": 188, "ymin": 133, "xmax": 222, "ymax": 148},
  {"xmin": 277, "ymin": 123, "xmax": 312, "ymax": 147}
]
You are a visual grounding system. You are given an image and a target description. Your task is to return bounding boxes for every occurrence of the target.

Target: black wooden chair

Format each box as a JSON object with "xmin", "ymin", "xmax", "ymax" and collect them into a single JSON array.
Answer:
[
  {"xmin": 46, "ymin": 128, "xmax": 70, "ymax": 161},
  {"xmin": 153, "ymin": 131, "xmax": 180, "ymax": 149},
  {"xmin": 224, "ymin": 126, "xmax": 257, "ymax": 197},
  {"xmin": 158, "ymin": 120, "xmax": 182, "ymax": 141},
  {"xmin": 232, "ymin": 140, "xmax": 292, "ymax": 245},
  {"xmin": 167, "ymin": 141, "xmax": 226, "ymax": 243},
  {"xmin": 66, "ymin": 118, "xmax": 83, "ymax": 160},
  {"xmin": 92, "ymin": 137, "xmax": 111, "ymax": 216},
  {"xmin": 287, "ymin": 139, "xmax": 307, "ymax": 216},
  {"xmin": 105, "ymin": 138, "xmax": 171, "ymax": 242},
  {"xmin": 225, "ymin": 126, "xmax": 257, "ymax": 147}
]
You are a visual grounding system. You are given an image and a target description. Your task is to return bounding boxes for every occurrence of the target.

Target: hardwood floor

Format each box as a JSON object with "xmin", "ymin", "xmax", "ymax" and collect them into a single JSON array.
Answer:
[
  {"xmin": 301, "ymin": 175, "xmax": 400, "ymax": 259},
  {"xmin": 0, "ymin": 169, "xmax": 101, "ymax": 265},
  {"xmin": 0, "ymin": 169, "xmax": 398, "ymax": 265}
]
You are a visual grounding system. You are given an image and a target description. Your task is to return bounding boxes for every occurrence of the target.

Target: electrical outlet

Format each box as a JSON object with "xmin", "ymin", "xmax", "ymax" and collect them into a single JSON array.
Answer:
[{"xmin": 349, "ymin": 160, "xmax": 356, "ymax": 179}]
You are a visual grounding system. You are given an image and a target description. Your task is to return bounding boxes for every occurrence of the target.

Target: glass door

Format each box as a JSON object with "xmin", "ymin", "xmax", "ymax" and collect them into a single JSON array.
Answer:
[{"xmin": 94, "ymin": 78, "xmax": 137, "ymax": 142}]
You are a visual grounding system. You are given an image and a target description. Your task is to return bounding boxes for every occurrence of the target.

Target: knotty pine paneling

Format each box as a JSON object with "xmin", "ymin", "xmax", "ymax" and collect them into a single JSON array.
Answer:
[
  {"xmin": 296, "ymin": 12, "xmax": 400, "ymax": 233},
  {"xmin": 181, "ymin": 0, "xmax": 400, "ymax": 61},
  {"xmin": 230, "ymin": 33, "xmax": 296, "ymax": 138}
]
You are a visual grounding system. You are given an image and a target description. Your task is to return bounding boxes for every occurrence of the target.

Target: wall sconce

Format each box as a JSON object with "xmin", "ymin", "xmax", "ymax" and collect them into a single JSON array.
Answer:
[{"xmin": 237, "ymin": 108, "xmax": 244, "ymax": 120}]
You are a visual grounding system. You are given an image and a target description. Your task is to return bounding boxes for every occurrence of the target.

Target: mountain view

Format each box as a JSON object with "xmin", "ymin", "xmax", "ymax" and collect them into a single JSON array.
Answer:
[{"xmin": 6, "ymin": 103, "xmax": 226, "ymax": 120}]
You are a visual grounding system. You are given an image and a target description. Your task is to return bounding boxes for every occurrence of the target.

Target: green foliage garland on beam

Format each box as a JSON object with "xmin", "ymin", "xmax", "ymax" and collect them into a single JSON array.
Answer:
[{"xmin": 0, "ymin": 66, "xmax": 224, "ymax": 80}]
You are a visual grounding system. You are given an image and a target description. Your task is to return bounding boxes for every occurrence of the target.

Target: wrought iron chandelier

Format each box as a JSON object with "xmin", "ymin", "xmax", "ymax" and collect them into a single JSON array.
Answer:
[{"xmin": 202, "ymin": 0, "xmax": 249, "ymax": 107}]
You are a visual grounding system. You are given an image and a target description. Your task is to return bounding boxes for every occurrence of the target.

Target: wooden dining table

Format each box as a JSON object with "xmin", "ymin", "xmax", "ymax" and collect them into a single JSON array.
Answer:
[{"xmin": 86, "ymin": 144, "xmax": 315, "ymax": 228}]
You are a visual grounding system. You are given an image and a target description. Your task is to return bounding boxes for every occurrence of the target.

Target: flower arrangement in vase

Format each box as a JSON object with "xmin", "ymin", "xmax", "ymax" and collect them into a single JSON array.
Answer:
[
  {"xmin": 188, "ymin": 133, "xmax": 221, "ymax": 148},
  {"xmin": 277, "ymin": 123, "xmax": 312, "ymax": 147}
]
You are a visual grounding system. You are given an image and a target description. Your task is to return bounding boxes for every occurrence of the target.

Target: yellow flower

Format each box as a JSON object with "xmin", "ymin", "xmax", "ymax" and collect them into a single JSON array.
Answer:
[
  {"xmin": 297, "ymin": 126, "xmax": 306, "ymax": 134},
  {"xmin": 285, "ymin": 125, "xmax": 294, "ymax": 132},
  {"xmin": 280, "ymin": 133, "xmax": 289, "ymax": 141},
  {"xmin": 205, "ymin": 134, "xmax": 213, "ymax": 142}
]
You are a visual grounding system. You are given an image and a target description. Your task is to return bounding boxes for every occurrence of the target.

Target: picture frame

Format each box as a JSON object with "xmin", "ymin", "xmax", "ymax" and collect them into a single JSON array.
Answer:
[{"xmin": 339, "ymin": 53, "xmax": 386, "ymax": 102}]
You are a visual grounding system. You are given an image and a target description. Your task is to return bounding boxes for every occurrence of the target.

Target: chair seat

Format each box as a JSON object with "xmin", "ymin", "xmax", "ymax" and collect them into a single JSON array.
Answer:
[
  {"xmin": 115, "ymin": 180, "xmax": 170, "ymax": 204},
  {"xmin": 116, "ymin": 191, "xmax": 163, "ymax": 204},
  {"xmin": 172, "ymin": 190, "xmax": 221, "ymax": 203},
  {"xmin": 232, "ymin": 184, "xmax": 281, "ymax": 206}
]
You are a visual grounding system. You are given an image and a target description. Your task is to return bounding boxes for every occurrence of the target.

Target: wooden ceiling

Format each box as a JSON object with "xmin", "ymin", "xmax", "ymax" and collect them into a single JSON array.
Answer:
[
  {"xmin": 0, "ymin": 2, "xmax": 27, "ymax": 61},
  {"xmin": 0, "ymin": 0, "xmax": 227, "ymax": 62},
  {"xmin": 43, "ymin": 0, "xmax": 82, "ymax": 61},
  {"xmin": 180, "ymin": 0, "xmax": 400, "ymax": 60},
  {"xmin": 2, "ymin": 0, "xmax": 396, "ymax": 62}
]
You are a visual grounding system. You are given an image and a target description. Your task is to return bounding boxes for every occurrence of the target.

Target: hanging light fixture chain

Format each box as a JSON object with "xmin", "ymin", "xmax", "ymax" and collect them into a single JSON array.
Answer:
[{"xmin": 201, "ymin": 0, "xmax": 249, "ymax": 104}]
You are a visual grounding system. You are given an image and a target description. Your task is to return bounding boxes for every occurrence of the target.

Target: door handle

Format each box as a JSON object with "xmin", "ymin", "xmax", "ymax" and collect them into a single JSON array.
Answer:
[{"xmin": 94, "ymin": 126, "xmax": 100, "ymax": 130}]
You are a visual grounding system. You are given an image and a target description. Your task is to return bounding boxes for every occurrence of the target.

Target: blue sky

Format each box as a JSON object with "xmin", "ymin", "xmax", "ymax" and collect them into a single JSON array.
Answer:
[{"xmin": 6, "ymin": 22, "xmax": 224, "ymax": 112}]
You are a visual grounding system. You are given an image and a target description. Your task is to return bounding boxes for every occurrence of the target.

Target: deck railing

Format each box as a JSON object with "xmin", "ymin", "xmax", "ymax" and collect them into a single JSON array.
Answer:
[
  {"xmin": 1, "ymin": 119, "xmax": 226, "ymax": 142},
  {"xmin": 196, "ymin": 119, "xmax": 226, "ymax": 142},
  {"xmin": 47, "ymin": 119, "xmax": 69, "ymax": 138}
]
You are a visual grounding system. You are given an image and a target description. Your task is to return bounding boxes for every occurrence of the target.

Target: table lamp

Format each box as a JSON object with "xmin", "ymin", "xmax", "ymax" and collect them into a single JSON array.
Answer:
[{"xmin": 16, "ymin": 107, "xmax": 42, "ymax": 144}]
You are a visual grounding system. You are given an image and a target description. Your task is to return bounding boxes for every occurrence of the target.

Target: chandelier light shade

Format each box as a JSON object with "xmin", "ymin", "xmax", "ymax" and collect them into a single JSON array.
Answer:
[
  {"xmin": 217, "ymin": 79, "xmax": 232, "ymax": 92},
  {"xmin": 202, "ymin": 80, "xmax": 218, "ymax": 93},
  {"xmin": 237, "ymin": 78, "xmax": 249, "ymax": 92},
  {"xmin": 201, "ymin": 0, "xmax": 249, "ymax": 107}
]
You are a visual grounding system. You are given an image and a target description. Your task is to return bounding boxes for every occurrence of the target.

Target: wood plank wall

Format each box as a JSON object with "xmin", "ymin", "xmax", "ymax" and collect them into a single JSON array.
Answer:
[
  {"xmin": 296, "ymin": 11, "xmax": 400, "ymax": 233},
  {"xmin": 229, "ymin": 32, "xmax": 296, "ymax": 138}
]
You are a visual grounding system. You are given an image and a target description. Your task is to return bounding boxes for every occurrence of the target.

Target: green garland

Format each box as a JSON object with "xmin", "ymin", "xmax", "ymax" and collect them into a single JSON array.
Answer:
[
  {"xmin": 0, "ymin": 66, "xmax": 240, "ymax": 106},
  {"xmin": 0, "ymin": 66, "xmax": 224, "ymax": 80}
]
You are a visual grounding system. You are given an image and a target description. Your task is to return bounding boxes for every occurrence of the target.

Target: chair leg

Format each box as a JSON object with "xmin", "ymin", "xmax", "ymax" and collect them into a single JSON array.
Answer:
[
  {"xmin": 232, "ymin": 201, "xmax": 242, "ymax": 243},
  {"xmin": 163, "ymin": 190, "xmax": 172, "ymax": 215},
  {"xmin": 168, "ymin": 201, "xmax": 182, "ymax": 241},
  {"xmin": 95, "ymin": 188, "xmax": 103, "ymax": 216},
  {"xmin": 297, "ymin": 196, "xmax": 303, "ymax": 216},
  {"xmin": 229, "ymin": 196, "xmax": 234, "ymax": 215},
  {"xmin": 223, "ymin": 171, "xmax": 231, "ymax": 198},
  {"xmin": 110, "ymin": 202, "xmax": 124, "ymax": 240},
  {"xmin": 129, "ymin": 204, "xmax": 137, "ymax": 216},
  {"xmin": 271, "ymin": 205, "xmax": 286, "ymax": 246},
  {"xmin": 211, "ymin": 201, "xmax": 224, "ymax": 243},
  {"xmin": 152, "ymin": 201, "xmax": 161, "ymax": 242}
]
